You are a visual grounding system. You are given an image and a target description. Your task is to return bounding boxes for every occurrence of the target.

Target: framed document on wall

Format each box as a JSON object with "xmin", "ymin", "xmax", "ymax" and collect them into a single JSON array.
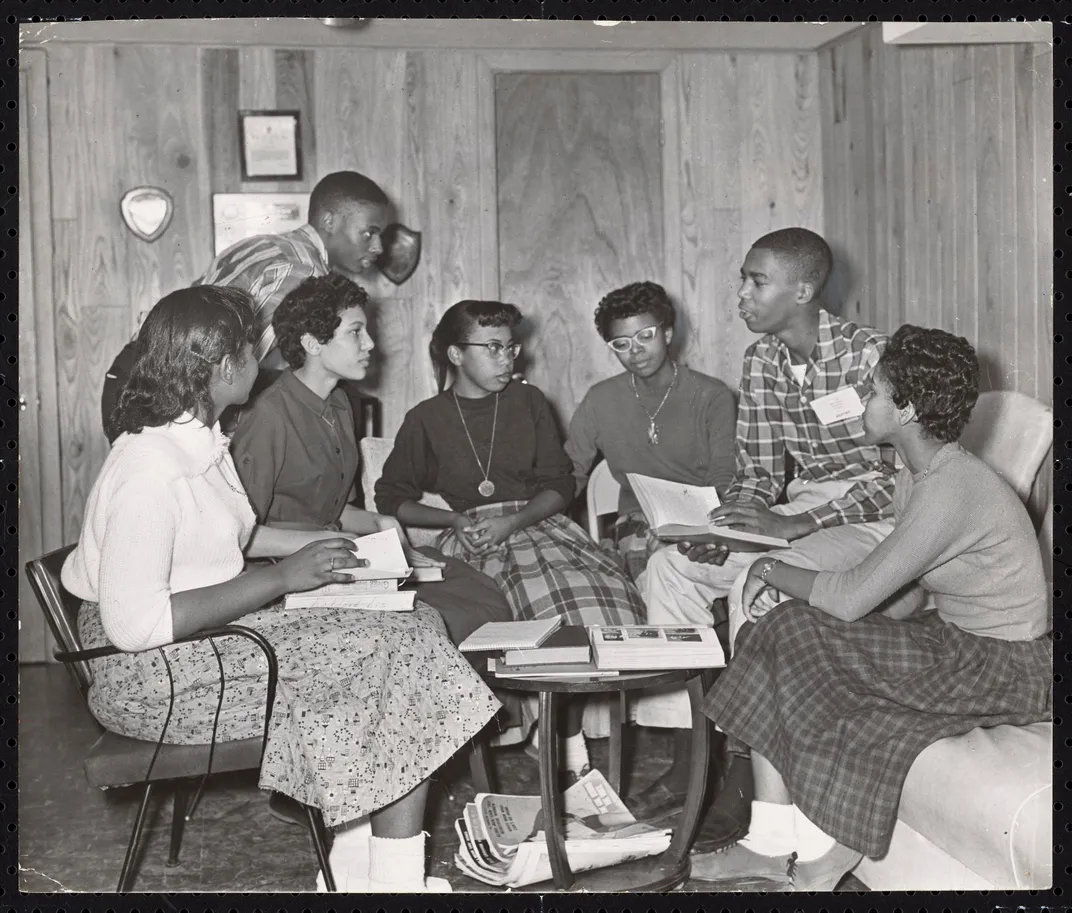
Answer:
[{"xmin": 239, "ymin": 110, "xmax": 302, "ymax": 181}]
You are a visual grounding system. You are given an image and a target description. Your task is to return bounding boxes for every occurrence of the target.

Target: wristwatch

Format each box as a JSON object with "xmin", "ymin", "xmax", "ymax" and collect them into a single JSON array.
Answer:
[{"xmin": 756, "ymin": 558, "xmax": 780, "ymax": 584}]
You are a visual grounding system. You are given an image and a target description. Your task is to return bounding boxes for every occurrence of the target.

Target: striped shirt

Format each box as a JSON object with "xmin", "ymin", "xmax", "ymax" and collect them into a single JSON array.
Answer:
[
  {"xmin": 726, "ymin": 308, "xmax": 896, "ymax": 529},
  {"xmin": 195, "ymin": 224, "xmax": 329, "ymax": 362}
]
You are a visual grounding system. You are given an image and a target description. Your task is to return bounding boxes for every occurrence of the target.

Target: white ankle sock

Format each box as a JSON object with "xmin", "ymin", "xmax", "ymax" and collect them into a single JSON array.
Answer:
[
  {"xmin": 738, "ymin": 801, "xmax": 796, "ymax": 856},
  {"xmin": 792, "ymin": 805, "xmax": 836, "ymax": 862},
  {"xmin": 563, "ymin": 733, "xmax": 590, "ymax": 774},
  {"xmin": 368, "ymin": 833, "xmax": 431, "ymax": 889},
  {"xmin": 317, "ymin": 816, "xmax": 373, "ymax": 892}
]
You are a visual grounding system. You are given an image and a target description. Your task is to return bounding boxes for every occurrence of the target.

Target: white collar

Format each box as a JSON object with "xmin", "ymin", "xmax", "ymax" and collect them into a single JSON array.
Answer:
[{"xmin": 137, "ymin": 413, "xmax": 231, "ymax": 477}]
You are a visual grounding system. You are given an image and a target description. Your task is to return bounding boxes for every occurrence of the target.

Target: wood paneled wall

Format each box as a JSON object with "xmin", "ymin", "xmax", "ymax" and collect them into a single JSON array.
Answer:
[
  {"xmin": 819, "ymin": 26, "xmax": 1052, "ymax": 406},
  {"xmin": 39, "ymin": 44, "xmax": 823, "ymax": 551},
  {"xmin": 818, "ymin": 24, "xmax": 1053, "ymax": 535}
]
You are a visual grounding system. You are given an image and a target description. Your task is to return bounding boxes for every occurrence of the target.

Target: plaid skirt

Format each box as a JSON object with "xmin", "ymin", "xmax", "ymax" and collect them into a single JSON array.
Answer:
[
  {"xmin": 434, "ymin": 500, "xmax": 645, "ymax": 627},
  {"xmin": 702, "ymin": 602, "xmax": 1052, "ymax": 857}
]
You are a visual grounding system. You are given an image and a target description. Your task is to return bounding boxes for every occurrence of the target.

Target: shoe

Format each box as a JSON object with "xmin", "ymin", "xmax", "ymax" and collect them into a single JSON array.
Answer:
[
  {"xmin": 625, "ymin": 777, "xmax": 688, "ymax": 823},
  {"xmin": 564, "ymin": 765, "xmax": 591, "ymax": 788},
  {"xmin": 689, "ymin": 842, "xmax": 795, "ymax": 887},
  {"xmin": 690, "ymin": 808, "xmax": 750, "ymax": 855},
  {"xmin": 690, "ymin": 752, "xmax": 753, "ymax": 854},
  {"xmin": 268, "ymin": 790, "xmax": 311, "ymax": 830},
  {"xmin": 789, "ymin": 842, "xmax": 863, "ymax": 891}
]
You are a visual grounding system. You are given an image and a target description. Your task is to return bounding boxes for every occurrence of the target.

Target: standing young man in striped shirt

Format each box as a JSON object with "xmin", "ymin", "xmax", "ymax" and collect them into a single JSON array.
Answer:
[
  {"xmin": 629, "ymin": 228, "xmax": 897, "ymax": 844},
  {"xmin": 102, "ymin": 171, "xmax": 388, "ymax": 440}
]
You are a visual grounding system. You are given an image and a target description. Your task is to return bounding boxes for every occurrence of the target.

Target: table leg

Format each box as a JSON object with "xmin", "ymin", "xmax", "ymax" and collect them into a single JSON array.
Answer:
[
  {"xmin": 608, "ymin": 691, "xmax": 624, "ymax": 795},
  {"xmin": 666, "ymin": 672, "xmax": 713, "ymax": 861},
  {"xmin": 538, "ymin": 689, "xmax": 573, "ymax": 890}
]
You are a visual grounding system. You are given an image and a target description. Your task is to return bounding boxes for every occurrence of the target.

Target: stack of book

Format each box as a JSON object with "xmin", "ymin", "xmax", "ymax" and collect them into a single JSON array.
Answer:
[
  {"xmin": 459, "ymin": 618, "xmax": 613, "ymax": 681},
  {"xmin": 453, "ymin": 769, "xmax": 671, "ymax": 887},
  {"xmin": 283, "ymin": 528, "xmax": 443, "ymax": 611},
  {"xmin": 589, "ymin": 624, "xmax": 725, "ymax": 671}
]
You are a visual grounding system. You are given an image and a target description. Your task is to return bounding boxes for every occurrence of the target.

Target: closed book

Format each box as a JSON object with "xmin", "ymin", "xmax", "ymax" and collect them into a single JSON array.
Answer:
[
  {"xmin": 458, "ymin": 617, "xmax": 563, "ymax": 653},
  {"xmin": 284, "ymin": 589, "xmax": 416, "ymax": 611},
  {"xmin": 653, "ymin": 523, "xmax": 790, "ymax": 550},
  {"xmin": 589, "ymin": 624, "xmax": 725, "ymax": 671},
  {"xmin": 488, "ymin": 657, "xmax": 618, "ymax": 679},
  {"xmin": 502, "ymin": 625, "xmax": 591, "ymax": 666}
]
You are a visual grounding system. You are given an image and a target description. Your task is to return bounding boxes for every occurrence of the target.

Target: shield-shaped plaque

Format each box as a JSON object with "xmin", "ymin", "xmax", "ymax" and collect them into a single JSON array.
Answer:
[
  {"xmin": 376, "ymin": 223, "xmax": 422, "ymax": 285},
  {"xmin": 120, "ymin": 187, "xmax": 174, "ymax": 243}
]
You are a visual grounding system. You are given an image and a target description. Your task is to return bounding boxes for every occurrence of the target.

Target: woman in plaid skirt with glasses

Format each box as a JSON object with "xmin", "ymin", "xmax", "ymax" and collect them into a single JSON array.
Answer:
[{"xmin": 691, "ymin": 325, "xmax": 1052, "ymax": 890}]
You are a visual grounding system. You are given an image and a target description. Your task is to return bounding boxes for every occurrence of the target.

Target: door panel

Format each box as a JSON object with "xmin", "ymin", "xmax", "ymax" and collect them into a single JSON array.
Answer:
[{"xmin": 495, "ymin": 72, "xmax": 664, "ymax": 426}]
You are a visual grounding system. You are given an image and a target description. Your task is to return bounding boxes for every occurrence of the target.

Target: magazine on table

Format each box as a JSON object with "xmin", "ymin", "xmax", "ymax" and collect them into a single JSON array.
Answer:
[
  {"xmin": 588, "ymin": 624, "xmax": 725, "ymax": 670},
  {"xmin": 453, "ymin": 769, "xmax": 671, "ymax": 888}
]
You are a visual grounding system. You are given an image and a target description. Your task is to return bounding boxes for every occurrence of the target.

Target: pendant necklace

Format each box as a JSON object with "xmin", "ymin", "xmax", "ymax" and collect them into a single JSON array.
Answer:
[
  {"xmin": 630, "ymin": 362, "xmax": 679, "ymax": 446},
  {"xmin": 453, "ymin": 391, "xmax": 499, "ymax": 498}
]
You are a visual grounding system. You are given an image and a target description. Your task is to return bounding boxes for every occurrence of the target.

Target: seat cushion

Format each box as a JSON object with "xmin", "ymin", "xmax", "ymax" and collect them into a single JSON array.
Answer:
[
  {"xmin": 84, "ymin": 731, "xmax": 265, "ymax": 788},
  {"xmin": 891, "ymin": 722, "xmax": 1052, "ymax": 888}
]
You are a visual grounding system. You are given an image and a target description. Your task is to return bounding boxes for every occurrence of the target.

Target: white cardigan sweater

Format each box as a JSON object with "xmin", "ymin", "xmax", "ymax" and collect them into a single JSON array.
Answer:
[{"xmin": 62, "ymin": 414, "xmax": 257, "ymax": 652}]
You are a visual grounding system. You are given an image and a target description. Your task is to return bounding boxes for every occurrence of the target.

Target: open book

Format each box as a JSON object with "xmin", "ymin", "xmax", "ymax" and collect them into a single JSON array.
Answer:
[{"xmin": 626, "ymin": 472, "xmax": 790, "ymax": 550}]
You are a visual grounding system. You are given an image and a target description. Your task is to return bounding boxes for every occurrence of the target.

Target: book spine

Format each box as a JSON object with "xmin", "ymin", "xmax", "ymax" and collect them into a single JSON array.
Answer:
[{"xmin": 333, "ymin": 578, "xmax": 399, "ymax": 593}]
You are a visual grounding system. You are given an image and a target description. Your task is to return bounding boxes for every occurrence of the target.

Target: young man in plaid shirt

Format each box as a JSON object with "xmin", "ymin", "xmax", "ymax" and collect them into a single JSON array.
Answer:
[{"xmin": 630, "ymin": 228, "xmax": 897, "ymax": 846}]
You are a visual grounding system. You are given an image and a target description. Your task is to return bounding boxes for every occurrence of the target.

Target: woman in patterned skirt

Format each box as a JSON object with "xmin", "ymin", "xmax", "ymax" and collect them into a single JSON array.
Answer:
[
  {"xmin": 375, "ymin": 299, "xmax": 647, "ymax": 782},
  {"xmin": 690, "ymin": 325, "xmax": 1052, "ymax": 890},
  {"xmin": 62, "ymin": 286, "xmax": 499, "ymax": 893}
]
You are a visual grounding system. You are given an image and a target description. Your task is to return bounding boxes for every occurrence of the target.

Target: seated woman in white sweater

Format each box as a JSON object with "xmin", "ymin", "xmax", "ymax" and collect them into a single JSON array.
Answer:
[
  {"xmin": 62, "ymin": 286, "xmax": 499, "ymax": 893},
  {"xmin": 690, "ymin": 325, "xmax": 1052, "ymax": 890}
]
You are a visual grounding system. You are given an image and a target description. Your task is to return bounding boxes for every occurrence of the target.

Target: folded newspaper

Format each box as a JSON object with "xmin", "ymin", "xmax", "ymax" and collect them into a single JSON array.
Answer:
[{"xmin": 453, "ymin": 768, "xmax": 671, "ymax": 888}]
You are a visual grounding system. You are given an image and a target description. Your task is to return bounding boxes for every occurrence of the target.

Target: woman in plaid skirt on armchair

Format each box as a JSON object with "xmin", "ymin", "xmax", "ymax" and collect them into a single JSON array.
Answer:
[{"xmin": 690, "ymin": 325, "xmax": 1052, "ymax": 890}]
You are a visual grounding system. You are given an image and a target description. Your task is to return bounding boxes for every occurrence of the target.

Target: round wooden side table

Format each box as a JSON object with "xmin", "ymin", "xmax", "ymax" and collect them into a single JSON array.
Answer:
[{"xmin": 485, "ymin": 666, "xmax": 720, "ymax": 892}]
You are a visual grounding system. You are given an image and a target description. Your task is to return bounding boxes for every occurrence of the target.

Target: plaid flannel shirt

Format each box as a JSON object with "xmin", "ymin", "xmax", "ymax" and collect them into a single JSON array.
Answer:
[
  {"xmin": 195, "ymin": 224, "xmax": 330, "ymax": 362},
  {"xmin": 725, "ymin": 308, "xmax": 896, "ymax": 529}
]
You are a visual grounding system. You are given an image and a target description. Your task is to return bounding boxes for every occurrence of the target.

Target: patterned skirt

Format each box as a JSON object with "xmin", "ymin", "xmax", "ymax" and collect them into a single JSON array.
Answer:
[
  {"xmin": 78, "ymin": 600, "xmax": 500, "ymax": 828},
  {"xmin": 434, "ymin": 501, "xmax": 645, "ymax": 627},
  {"xmin": 701, "ymin": 601, "xmax": 1052, "ymax": 857}
]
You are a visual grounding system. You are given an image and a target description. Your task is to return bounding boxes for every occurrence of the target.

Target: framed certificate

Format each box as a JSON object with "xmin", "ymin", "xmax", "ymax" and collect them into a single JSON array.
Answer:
[{"xmin": 239, "ymin": 110, "xmax": 302, "ymax": 181}]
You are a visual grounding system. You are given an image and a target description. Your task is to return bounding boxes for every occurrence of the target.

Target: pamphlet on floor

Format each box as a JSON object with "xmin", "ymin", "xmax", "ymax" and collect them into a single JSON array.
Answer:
[
  {"xmin": 453, "ymin": 768, "xmax": 671, "ymax": 887},
  {"xmin": 588, "ymin": 624, "xmax": 725, "ymax": 670},
  {"xmin": 626, "ymin": 472, "xmax": 790, "ymax": 549}
]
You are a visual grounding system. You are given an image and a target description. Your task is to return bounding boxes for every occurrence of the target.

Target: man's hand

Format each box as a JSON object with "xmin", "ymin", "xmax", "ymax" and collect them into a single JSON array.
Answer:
[
  {"xmin": 675, "ymin": 540, "xmax": 731, "ymax": 565},
  {"xmin": 707, "ymin": 501, "xmax": 813, "ymax": 542}
]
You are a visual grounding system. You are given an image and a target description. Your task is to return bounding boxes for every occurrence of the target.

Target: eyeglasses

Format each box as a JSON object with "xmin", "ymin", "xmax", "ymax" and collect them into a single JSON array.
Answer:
[
  {"xmin": 606, "ymin": 325, "xmax": 663, "ymax": 353},
  {"xmin": 455, "ymin": 341, "xmax": 522, "ymax": 360}
]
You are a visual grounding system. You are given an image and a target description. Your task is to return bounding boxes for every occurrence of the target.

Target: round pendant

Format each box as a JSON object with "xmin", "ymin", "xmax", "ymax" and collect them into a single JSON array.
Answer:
[{"xmin": 478, "ymin": 479, "xmax": 496, "ymax": 498}]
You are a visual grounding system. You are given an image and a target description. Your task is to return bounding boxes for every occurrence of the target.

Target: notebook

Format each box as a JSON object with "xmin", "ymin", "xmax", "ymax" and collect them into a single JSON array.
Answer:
[
  {"xmin": 458, "ymin": 617, "xmax": 564, "ymax": 653},
  {"xmin": 284, "ymin": 588, "xmax": 416, "ymax": 611}
]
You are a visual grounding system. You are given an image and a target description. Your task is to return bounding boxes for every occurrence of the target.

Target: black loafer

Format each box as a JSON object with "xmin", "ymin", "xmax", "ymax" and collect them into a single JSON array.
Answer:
[
  {"xmin": 625, "ymin": 779, "xmax": 688, "ymax": 822},
  {"xmin": 268, "ymin": 790, "xmax": 311, "ymax": 830},
  {"xmin": 690, "ymin": 808, "xmax": 750, "ymax": 855}
]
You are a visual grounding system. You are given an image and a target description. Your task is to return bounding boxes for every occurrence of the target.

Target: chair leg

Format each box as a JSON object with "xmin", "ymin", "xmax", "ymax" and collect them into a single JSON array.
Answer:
[
  {"xmin": 468, "ymin": 735, "xmax": 497, "ymax": 794},
  {"xmin": 305, "ymin": 804, "xmax": 335, "ymax": 892},
  {"xmin": 117, "ymin": 781, "xmax": 156, "ymax": 893},
  {"xmin": 166, "ymin": 781, "xmax": 191, "ymax": 867}
]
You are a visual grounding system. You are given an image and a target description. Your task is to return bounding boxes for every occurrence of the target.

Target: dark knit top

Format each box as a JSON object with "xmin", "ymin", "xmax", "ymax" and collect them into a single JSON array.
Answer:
[{"xmin": 375, "ymin": 382, "xmax": 575, "ymax": 515}]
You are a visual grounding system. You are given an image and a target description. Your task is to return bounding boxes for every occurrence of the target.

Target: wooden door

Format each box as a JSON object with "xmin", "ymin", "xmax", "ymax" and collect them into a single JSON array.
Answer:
[
  {"xmin": 19, "ymin": 50, "xmax": 63, "ymax": 663},
  {"xmin": 495, "ymin": 70, "xmax": 665, "ymax": 427}
]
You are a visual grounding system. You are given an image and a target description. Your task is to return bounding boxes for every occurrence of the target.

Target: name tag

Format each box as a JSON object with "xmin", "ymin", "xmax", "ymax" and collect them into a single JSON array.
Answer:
[{"xmin": 809, "ymin": 387, "xmax": 865, "ymax": 425}]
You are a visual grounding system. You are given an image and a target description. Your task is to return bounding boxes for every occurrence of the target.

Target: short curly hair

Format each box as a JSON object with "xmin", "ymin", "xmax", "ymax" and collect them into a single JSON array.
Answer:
[
  {"xmin": 273, "ymin": 273, "xmax": 371, "ymax": 369},
  {"xmin": 878, "ymin": 324, "xmax": 979, "ymax": 443},
  {"xmin": 751, "ymin": 228, "xmax": 833, "ymax": 298},
  {"xmin": 593, "ymin": 282, "xmax": 676, "ymax": 341}
]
